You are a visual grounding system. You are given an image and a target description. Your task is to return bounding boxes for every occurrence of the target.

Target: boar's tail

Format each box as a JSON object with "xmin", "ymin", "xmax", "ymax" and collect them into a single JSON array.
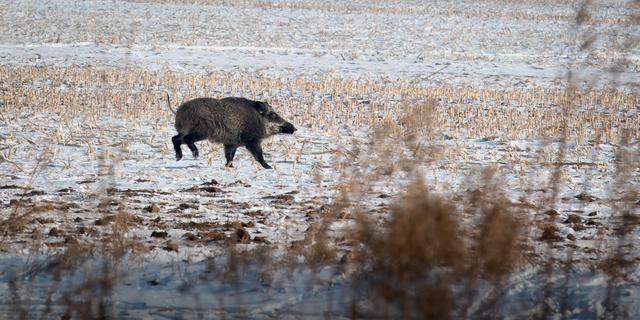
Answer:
[{"xmin": 166, "ymin": 93, "xmax": 176, "ymax": 115}]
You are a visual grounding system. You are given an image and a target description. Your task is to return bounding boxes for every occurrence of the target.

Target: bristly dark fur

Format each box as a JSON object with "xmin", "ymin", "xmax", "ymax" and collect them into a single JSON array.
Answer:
[{"xmin": 171, "ymin": 97, "xmax": 296, "ymax": 169}]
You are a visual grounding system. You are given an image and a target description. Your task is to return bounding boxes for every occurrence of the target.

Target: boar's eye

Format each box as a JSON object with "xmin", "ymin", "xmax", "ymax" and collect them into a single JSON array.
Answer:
[{"xmin": 268, "ymin": 113, "xmax": 278, "ymax": 120}]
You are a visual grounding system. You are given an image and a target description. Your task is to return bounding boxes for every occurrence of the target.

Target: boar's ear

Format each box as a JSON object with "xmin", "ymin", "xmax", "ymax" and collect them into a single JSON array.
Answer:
[{"xmin": 253, "ymin": 101, "xmax": 269, "ymax": 115}]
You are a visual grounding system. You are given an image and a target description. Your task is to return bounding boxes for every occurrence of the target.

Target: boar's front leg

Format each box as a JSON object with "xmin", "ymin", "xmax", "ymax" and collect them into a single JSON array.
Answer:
[
  {"xmin": 224, "ymin": 144, "xmax": 237, "ymax": 168},
  {"xmin": 246, "ymin": 141, "xmax": 271, "ymax": 169}
]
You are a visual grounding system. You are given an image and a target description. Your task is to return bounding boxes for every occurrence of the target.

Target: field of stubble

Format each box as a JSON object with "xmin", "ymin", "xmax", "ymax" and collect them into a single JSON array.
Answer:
[{"xmin": 0, "ymin": 0, "xmax": 639, "ymax": 318}]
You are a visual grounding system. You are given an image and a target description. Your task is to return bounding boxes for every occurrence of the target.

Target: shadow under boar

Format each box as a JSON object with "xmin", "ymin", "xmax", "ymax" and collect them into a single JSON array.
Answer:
[{"xmin": 171, "ymin": 97, "xmax": 296, "ymax": 169}]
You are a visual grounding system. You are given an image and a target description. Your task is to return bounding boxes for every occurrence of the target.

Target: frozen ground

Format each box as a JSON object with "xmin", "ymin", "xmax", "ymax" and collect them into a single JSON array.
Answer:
[
  {"xmin": 0, "ymin": 0, "xmax": 638, "ymax": 90},
  {"xmin": 0, "ymin": 0, "xmax": 639, "ymax": 318}
]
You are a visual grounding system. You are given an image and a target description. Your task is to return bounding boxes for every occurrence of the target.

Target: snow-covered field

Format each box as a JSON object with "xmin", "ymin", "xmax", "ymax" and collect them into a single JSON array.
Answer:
[{"xmin": 0, "ymin": 0, "xmax": 639, "ymax": 318}]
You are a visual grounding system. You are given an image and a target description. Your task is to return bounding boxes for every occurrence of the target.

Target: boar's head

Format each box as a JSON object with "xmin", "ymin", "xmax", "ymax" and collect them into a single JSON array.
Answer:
[{"xmin": 254, "ymin": 101, "xmax": 297, "ymax": 136}]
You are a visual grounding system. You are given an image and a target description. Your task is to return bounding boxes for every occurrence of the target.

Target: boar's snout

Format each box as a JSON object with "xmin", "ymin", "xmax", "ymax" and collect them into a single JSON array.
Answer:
[{"xmin": 281, "ymin": 122, "xmax": 296, "ymax": 134}]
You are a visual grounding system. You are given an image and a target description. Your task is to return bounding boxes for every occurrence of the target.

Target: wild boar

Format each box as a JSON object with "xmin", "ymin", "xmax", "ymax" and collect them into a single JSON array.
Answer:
[{"xmin": 170, "ymin": 96, "xmax": 296, "ymax": 169}]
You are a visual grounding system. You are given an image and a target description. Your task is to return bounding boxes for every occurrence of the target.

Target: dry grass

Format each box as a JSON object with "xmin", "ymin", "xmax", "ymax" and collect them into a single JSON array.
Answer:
[
  {"xmin": 127, "ymin": 0, "xmax": 633, "ymax": 25},
  {"xmin": 1, "ymin": 0, "xmax": 635, "ymax": 67},
  {"xmin": 1, "ymin": 65, "xmax": 637, "ymax": 144},
  {"xmin": 1, "ymin": 0, "xmax": 639, "ymax": 318},
  {"xmin": 0, "ymin": 61, "xmax": 638, "ymax": 317}
]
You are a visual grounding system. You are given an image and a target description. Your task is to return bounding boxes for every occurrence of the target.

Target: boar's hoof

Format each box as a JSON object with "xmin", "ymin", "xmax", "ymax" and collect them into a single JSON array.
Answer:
[
  {"xmin": 261, "ymin": 163, "xmax": 272, "ymax": 169},
  {"xmin": 225, "ymin": 162, "xmax": 234, "ymax": 168}
]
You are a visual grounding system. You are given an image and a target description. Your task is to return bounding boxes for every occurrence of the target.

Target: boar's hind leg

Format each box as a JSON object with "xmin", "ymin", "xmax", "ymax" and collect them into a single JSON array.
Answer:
[
  {"xmin": 172, "ymin": 134, "xmax": 184, "ymax": 161},
  {"xmin": 246, "ymin": 141, "xmax": 271, "ymax": 169},
  {"xmin": 183, "ymin": 132, "xmax": 204, "ymax": 159},
  {"xmin": 224, "ymin": 144, "xmax": 238, "ymax": 168}
]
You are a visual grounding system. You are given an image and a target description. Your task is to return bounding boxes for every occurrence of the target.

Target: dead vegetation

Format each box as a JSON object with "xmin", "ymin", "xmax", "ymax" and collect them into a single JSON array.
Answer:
[
  {"xmin": 1, "ymin": 0, "xmax": 639, "ymax": 318},
  {"xmin": 0, "ymin": 61, "xmax": 637, "ymax": 316},
  {"xmin": 1, "ymin": 65, "xmax": 636, "ymax": 147},
  {"xmin": 1, "ymin": 63, "xmax": 638, "ymax": 317}
]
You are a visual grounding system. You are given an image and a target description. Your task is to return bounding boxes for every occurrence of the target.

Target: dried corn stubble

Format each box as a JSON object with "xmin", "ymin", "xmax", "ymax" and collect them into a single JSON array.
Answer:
[{"xmin": 1, "ymin": 65, "xmax": 636, "ymax": 146}]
